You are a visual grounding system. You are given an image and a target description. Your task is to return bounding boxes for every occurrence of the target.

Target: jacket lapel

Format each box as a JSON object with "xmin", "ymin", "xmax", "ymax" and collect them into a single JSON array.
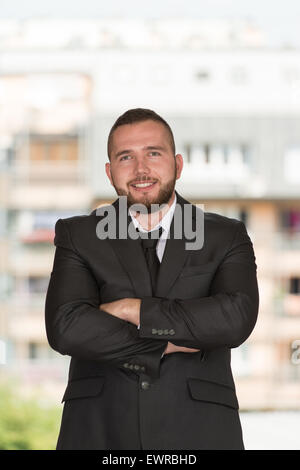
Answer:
[
  {"xmin": 106, "ymin": 197, "xmax": 152, "ymax": 297},
  {"xmin": 105, "ymin": 191, "xmax": 199, "ymax": 298},
  {"xmin": 155, "ymin": 192, "xmax": 198, "ymax": 297}
]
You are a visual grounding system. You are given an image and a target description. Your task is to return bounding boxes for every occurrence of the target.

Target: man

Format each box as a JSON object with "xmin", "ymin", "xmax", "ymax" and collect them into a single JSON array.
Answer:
[{"xmin": 45, "ymin": 108, "xmax": 259, "ymax": 450}]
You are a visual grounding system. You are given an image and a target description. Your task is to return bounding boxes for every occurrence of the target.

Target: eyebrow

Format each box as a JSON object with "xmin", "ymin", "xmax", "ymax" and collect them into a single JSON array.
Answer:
[{"xmin": 114, "ymin": 145, "xmax": 167, "ymax": 159}]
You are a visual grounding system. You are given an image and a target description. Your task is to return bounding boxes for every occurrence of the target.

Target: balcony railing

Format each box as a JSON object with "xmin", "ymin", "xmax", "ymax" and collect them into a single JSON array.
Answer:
[{"xmin": 9, "ymin": 160, "xmax": 88, "ymax": 184}]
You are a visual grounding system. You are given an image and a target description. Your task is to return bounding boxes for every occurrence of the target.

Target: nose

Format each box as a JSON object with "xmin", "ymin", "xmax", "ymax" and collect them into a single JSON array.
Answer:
[{"xmin": 134, "ymin": 155, "xmax": 150, "ymax": 175}]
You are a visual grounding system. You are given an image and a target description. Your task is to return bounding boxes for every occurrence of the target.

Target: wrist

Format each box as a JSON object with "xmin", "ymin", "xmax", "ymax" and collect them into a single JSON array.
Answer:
[
  {"xmin": 164, "ymin": 342, "xmax": 177, "ymax": 355},
  {"xmin": 124, "ymin": 298, "xmax": 141, "ymax": 326}
]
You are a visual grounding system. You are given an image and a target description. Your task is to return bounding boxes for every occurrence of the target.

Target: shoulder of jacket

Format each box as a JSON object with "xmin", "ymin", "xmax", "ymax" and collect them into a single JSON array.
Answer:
[
  {"xmin": 176, "ymin": 193, "xmax": 242, "ymax": 229},
  {"xmin": 56, "ymin": 213, "xmax": 89, "ymax": 225},
  {"xmin": 56, "ymin": 212, "xmax": 98, "ymax": 235},
  {"xmin": 204, "ymin": 211, "xmax": 243, "ymax": 235},
  {"xmin": 54, "ymin": 212, "xmax": 100, "ymax": 250}
]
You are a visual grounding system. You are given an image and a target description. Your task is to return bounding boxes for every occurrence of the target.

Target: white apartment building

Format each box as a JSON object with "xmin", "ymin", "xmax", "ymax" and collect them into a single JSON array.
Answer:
[{"xmin": 0, "ymin": 18, "xmax": 299, "ymax": 407}]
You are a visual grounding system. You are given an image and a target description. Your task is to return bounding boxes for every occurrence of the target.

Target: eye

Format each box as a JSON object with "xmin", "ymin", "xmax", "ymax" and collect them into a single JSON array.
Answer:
[
  {"xmin": 120, "ymin": 155, "xmax": 132, "ymax": 161},
  {"xmin": 149, "ymin": 151, "xmax": 160, "ymax": 156}
]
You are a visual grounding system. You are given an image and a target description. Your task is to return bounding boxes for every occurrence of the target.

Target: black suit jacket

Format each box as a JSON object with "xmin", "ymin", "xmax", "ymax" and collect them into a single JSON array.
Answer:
[{"xmin": 45, "ymin": 191, "xmax": 259, "ymax": 450}]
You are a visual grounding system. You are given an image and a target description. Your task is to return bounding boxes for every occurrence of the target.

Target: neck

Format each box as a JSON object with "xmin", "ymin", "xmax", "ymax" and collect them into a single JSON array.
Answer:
[{"xmin": 135, "ymin": 191, "xmax": 175, "ymax": 231}]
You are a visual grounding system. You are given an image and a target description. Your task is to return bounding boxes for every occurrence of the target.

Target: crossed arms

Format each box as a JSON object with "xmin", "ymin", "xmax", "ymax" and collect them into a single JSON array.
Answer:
[
  {"xmin": 45, "ymin": 218, "xmax": 259, "ymax": 379},
  {"xmin": 99, "ymin": 297, "xmax": 200, "ymax": 355}
]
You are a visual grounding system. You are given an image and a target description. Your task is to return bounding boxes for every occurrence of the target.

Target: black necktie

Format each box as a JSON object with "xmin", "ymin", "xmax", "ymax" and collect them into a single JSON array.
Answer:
[{"xmin": 138, "ymin": 226, "xmax": 163, "ymax": 295}]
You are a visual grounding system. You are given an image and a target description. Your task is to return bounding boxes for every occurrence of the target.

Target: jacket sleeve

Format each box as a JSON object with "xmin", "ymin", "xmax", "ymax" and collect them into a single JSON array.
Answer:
[
  {"xmin": 138, "ymin": 221, "xmax": 259, "ymax": 350},
  {"xmin": 45, "ymin": 218, "xmax": 167, "ymax": 379}
]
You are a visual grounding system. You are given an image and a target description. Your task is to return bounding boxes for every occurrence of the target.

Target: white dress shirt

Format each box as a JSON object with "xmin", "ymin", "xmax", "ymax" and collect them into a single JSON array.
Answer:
[
  {"xmin": 129, "ymin": 193, "xmax": 177, "ymax": 358},
  {"xmin": 129, "ymin": 193, "xmax": 177, "ymax": 263}
]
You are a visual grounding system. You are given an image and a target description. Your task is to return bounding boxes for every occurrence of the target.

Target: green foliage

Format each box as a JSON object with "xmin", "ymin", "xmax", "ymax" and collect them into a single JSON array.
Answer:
[{"xmin": 0, "ymin": 380, "xmax": 62, "ymax": 449}]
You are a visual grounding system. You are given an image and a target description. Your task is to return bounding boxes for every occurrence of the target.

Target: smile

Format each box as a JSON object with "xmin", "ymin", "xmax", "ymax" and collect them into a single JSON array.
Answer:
[{"xmin": 131, "ymin": 182, "xmax": 157, "ymax": 190}]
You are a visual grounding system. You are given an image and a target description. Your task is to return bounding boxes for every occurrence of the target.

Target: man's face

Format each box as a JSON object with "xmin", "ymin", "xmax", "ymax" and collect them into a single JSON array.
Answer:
[{"xmin": 105, "ymin": 120, "xmax": 183, "ymax": 211}]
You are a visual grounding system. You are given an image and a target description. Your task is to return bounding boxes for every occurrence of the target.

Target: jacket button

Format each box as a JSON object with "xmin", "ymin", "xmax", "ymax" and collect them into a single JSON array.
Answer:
[
  {"xmin": 157, "ymin": 329, "xmax": 163, "ymax": 335},
  {"xmin": 141, "ymin": 381, "xmax": 150, "ymax": 390},
  {"xmin": 152, "ymin": 328, "xmax": 157, "ymax": 334},
  {"xmin": 134, "ymin": 364, "xmax": 140, "ymax": 370},
  {"xmin": 123, "ymin": 363, "xmax": 129, "ymax": 368},
  {"xmin": 169, "ymin": 329, "xmax": 175, "ymax": 335},
  {"xmin": 163, "ymin": 329, "xmax": 169, "ymax": 335},
  {"xmin": 141, "ymin": 366, "xmax": 146, "ymax": 372}
]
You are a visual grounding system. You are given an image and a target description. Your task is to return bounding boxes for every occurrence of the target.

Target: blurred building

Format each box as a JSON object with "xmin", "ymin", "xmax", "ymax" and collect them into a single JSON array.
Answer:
[{"xmin": 0, "ymin": 17, "xmax": 299, "ymax": 408}]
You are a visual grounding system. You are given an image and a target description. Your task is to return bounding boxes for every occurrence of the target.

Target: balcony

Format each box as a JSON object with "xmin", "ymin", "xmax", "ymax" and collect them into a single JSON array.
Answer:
[
  {"xmin": 7, "ymin": 162, "xmax": 91, "ymax": 208},
  {"xmin": 9, "ymin": 246, "xmax": 54, "ymax": 276},
  {"xmin": 10, "ymin": 160, "xmax": 87, "ymax": 184}
]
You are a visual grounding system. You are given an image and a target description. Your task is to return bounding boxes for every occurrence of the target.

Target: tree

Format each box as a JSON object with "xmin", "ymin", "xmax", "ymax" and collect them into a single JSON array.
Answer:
[{"xmin": 0, "ymin": 379, "xmax": 61, "ymax": 450}]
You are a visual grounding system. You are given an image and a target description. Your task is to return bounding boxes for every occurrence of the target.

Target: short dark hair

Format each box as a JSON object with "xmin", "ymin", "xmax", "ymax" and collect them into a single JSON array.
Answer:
[{"xmin": 107, "ymin": 108, "xmax": 176, "ymax": 160}]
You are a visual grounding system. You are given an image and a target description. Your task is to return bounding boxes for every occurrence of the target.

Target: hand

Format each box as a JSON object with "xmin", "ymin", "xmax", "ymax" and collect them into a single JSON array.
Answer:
[
  {"xmin": 99, "ymin": 298, "xmax": 141, "ymax": 326},
  {"xmin": 164, "ymin": 342, "xmax": 200, "ymax": 355}
]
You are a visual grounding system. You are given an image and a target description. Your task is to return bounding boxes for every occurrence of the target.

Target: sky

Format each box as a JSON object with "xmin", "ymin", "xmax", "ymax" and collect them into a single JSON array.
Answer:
[{"xmin": 0, "ymin": 0, "xmax": 300, "ymax": 47}]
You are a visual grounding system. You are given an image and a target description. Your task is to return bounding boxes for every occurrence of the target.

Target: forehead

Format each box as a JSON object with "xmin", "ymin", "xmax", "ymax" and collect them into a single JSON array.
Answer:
[{"xmin": 111, "ymin": 120, "xmax": 171, "ymax": 152}]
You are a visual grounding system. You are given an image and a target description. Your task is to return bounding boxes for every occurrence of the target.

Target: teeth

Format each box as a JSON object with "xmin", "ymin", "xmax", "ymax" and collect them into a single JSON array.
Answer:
[{"xmin": 133, "ymin": 182, "xmax": 155, "ymax": 188}]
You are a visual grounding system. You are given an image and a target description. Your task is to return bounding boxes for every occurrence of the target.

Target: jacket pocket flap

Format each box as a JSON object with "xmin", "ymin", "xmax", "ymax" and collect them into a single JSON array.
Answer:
[
  {"xmin": 187, "ymin": 378, "xmax": 239, "ymax": 409},
  {"xmin": 62, "ymin": 376, "xmax": 105, "ymax": 403}
]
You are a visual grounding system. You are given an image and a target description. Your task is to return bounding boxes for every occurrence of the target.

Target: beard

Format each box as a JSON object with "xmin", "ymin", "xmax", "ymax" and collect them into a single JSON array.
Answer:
[{"xmin": 111, "ymin": 167, "xmax": 177, "ymax": 212}]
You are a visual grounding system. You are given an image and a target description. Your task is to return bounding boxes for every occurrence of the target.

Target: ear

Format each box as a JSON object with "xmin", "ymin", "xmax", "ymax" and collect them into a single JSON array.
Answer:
[
  {"xmin": 105, "ymin": 162, "xmax": 113, "ymax": 186},
  {"xmin": 175, "ymin": 154, "xmax": 184, "ymax": 180}
]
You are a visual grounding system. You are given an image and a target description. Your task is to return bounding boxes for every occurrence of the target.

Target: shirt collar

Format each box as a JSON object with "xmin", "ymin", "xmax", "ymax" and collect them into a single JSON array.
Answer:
[{"xmin": 129, "ymin": 193, "xmax": 177, "ymax": 237}]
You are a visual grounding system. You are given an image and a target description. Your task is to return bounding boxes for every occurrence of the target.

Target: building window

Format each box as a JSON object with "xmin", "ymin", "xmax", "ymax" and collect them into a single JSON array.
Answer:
[
  {"xmin": 0, "ymin": 146, "xmax": 14, "ymax": 167},
  {"xmin": 184, "ymin": 142, "xmax": 252, "ymax": 176},
  {"xmin": 289, "ymin": 277, "xmax": 300, "ymax": 295},
  {"xmin": 29, "ymin": 135, "xmax": 78, "ymax": 162},
  {"xmin": 280, "ymin": 210, "xmax": 300, "ymax": 233},
  {"xmin": 28, "ymin": 276, "xmax": 50, "ymax": 294},
  {"xmin": 28, "ymin": 342, "xmax": 55, "ymax": 360},
  {"xmin": 195, "ymin": 70, "xmax": 210, "ymax": 81},
  {"xmin": 18, "ymin": 210, "xmax": 79, "ymax": 244},
  {"xmin": 241, "ymin": 144, "xmax": 251, "ymax": 165},
  {"xmin": 185, "ymin": 143, "xmax": 251, "ymax": 166},
  {"xmin": 29, "ymin": 342, "xmax": 38, "ymax": 359}
]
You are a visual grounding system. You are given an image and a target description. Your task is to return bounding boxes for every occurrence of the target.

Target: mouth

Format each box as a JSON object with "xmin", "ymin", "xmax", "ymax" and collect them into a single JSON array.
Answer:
[{"xmin": 130, "ymin": 181, "xmax": 157, "ymax": 192}]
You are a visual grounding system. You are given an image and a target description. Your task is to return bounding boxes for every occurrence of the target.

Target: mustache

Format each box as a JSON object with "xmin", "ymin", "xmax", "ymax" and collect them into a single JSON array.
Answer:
[{"xmin": 129, "ymin": 177, "xmax": 158, "ymax": 185}]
